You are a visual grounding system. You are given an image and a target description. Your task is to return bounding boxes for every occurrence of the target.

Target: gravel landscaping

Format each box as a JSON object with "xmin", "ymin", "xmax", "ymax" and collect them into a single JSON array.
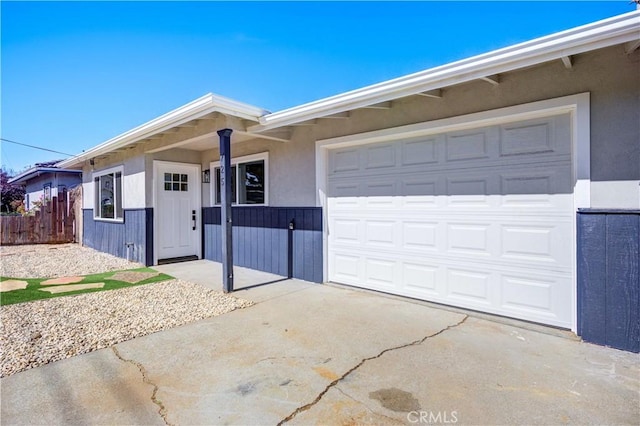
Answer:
[
  {"xmin": 0, "ymin": 243, "xmax": 141, "ymax": 278},
  {"xmin": 0, "ymin": 244, "xmax": 253, "ymax": 378}
]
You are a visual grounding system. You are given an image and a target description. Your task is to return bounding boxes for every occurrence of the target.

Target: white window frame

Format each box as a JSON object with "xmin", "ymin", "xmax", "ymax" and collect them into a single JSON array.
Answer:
[
  {"xmin": 43, "ymin": 183, "xmax": 52, "ymax": 202},
  {"xmin": 210, "ymin": 152, "xmax": 269, "ymax": 206},
  {"xmin": 93, "ymin": 165, "xmax": 124, "ymax": 222}
]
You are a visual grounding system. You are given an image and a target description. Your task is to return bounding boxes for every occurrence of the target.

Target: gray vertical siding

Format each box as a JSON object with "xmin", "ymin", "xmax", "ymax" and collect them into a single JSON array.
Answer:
[
  {"xmin": 203, "ymin": 207, "xmax": 323, "ymax": 283},
  {"xmin": 82, "ymin": 208, "xmax": 153, "ymax": 266},
  {"xmin": 577, "ymin": 210, "xmax": 639, "ymax": 353}
]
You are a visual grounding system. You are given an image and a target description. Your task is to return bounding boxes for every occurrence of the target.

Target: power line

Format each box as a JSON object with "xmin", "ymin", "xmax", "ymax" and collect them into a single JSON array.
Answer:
[{"xmin": 0, "ymin": 138, "xmax": 73, "ymax": 157}]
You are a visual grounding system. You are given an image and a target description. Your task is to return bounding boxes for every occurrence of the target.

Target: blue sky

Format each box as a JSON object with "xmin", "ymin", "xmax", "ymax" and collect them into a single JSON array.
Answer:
[{"xmin": 1, "ymin": 1, "xmax": 635, "ymax": 173}]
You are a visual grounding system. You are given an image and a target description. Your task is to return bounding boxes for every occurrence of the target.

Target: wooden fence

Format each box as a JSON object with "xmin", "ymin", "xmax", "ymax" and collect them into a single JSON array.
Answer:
[{"xmin": 0, "ymin": 190, "xmax": 76, "ymax": 245}]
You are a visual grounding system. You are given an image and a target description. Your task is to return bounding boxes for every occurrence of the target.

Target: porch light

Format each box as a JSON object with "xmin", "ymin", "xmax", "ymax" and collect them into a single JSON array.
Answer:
[{"xmin": 202, "ymin": 169, "xmax": 211, "ymax": 183}]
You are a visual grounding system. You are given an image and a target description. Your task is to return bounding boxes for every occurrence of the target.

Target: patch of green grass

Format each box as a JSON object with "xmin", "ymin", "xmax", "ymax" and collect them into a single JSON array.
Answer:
[{"xmin": 0, "ymin": 268, "xmax": 173, "ymax": 306}]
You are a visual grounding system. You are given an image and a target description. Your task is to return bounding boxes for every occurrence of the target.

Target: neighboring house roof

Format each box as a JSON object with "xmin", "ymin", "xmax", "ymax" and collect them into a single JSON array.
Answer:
[
  {"xmin": 8, "ymin": 166, "xmax": 82, "ymax": 185},
  {"xmin": 58, "ymin": 10, "xmax": 640, "ymax": 168}
]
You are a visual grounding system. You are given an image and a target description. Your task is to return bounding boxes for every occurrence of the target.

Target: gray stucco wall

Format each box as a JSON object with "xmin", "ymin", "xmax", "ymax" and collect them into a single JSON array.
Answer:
[
  {"xmin": 200, "ymin": 135, "xmax": 317, "ymax": 207},
  {"xmin": 81, "ymin": 148, "xmax": 203, "ymax": 209},
  {"xmin": 80, "ymin": 44, "xmax": 638, "ymax": 210},
  {"xmin": 199, "ymin": 45, "xmax": 638, "ymax": 208}
]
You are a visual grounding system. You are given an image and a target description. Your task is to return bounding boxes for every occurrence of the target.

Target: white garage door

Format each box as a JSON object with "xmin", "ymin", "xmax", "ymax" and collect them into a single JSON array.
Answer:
[{"xmin": 327, "ymin": 114, "xmax": 574, "ymax": 327}]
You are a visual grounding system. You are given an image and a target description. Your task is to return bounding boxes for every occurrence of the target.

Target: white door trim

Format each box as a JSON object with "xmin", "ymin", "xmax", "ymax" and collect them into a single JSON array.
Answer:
[
  {"xmin": 153, "ymin": 160, "xmax": 202, "ymax": 265},
  {"xmin": 316, "ymin": 92, "xmax": 591, "ymax": 333}
]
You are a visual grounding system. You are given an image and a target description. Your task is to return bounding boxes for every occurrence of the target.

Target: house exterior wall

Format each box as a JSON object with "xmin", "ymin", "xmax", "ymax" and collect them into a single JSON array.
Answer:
[
  {"xmin": 23, "ymin": 172, "xmax": 82, "ymax": 210},
  {"xmin": 200, "ymin": 135, "xmax": 317, "ymax": 207},
  {"xmin": 213, "ymin": 45, "xmax": 638, "ymax": 210},
  {"xmin": 83, "ymin": 208, "xmax": 153, "ymax": 265},
  {"xmin": 80, "ymin": 153, "xmax": 155, "ymax": 263},
  {"xmin": 88, "ymin": 45, "xmax": 636, "ymax": 212},
  {"xmin": 79, "ymin": 44, "xmax": 638, "ymax": 265},
  {"xmin": 203, "ymin": 206, "xmax": 323, "ymax": 283},
  {"xmin": 577, "ymin": 210, "xmax": 639, "ymax": 353}
]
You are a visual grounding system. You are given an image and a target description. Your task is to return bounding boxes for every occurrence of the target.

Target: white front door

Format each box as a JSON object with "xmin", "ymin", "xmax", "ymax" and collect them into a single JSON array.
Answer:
[{"xmin": 155, "ymin": 161, "xmax": 201, "ymax": 261}]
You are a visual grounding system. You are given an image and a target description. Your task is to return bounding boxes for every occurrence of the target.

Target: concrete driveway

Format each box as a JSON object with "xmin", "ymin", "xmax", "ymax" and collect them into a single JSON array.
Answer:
[{"xmin": 1, "ymin": 262, "xmax": 638, "ymax": 425}]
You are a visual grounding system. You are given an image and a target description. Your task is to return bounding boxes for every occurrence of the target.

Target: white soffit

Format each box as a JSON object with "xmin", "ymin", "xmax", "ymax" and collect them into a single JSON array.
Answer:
[
  {"xmin": 58, "ymin": 93, "xmax": 269, "ymax": 168},
  {"xmin": 250, "ymin": 10, "xmax": 640, "ymax": 132}
]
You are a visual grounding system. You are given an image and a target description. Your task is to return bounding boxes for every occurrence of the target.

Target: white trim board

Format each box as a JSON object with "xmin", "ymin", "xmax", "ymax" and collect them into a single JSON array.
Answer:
[{"xmin": 316, "ymin": 93, "xmax": 591, "ymax": 333}]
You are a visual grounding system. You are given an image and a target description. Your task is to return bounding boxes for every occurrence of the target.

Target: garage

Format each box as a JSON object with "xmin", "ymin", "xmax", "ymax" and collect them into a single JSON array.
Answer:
[{"xmin": 326, "ymin": 112, "xmax": 574, "ymax": 327}]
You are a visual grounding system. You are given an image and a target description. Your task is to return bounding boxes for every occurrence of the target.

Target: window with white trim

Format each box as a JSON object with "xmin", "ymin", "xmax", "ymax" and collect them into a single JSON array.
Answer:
[
  {"xmin": 211, "ymin": 152, "xmax": 268, "ymax": 205},
  {"xmin": 93, "ymin": 166, "xmax": 123, "ymax": 220},
  {"xmin": 43, "ymin": 183, "xmax": 52, "ymax": 202}
]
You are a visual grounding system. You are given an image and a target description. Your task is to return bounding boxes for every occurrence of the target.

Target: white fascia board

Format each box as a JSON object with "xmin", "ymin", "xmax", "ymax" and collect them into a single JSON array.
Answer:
[
  {"xmin": 250, "ymin": 10, "xmax": 640, "ymax": 132},
  {"xmin": 58, "ymin": 93, "xmax": 269, "ymax": 168}
]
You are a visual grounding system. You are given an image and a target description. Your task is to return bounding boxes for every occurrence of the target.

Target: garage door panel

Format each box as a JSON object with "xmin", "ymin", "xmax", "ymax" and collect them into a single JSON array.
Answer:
[
  {"xmin": 401, "ymin": 137, "xmax": 438, "ymax": 165},
  {"xmin": 499, "ymin": 114, "xmax": 571, "ymax": 157},
  {"xmin": 402, "ymin": 262, "xmax": 440, "ymax": 295},
  {"xmin": 446, "ymin": 223, "xmax": 491, "ymax": 256},
  {"xmin": 330, "ymin": 182, "xmax": 362, "ymax": 198},
  {"xmin": 365, "ymin": 144, "xmax": 396, "ymax": 170},
  {"xmin": 327, "ymin": 113, "xmax": 573, "ymax": 327},
  {"xmin": 330, "ymin": 148, "xmax": 360, "ymax": 173},
  {"xmin": 401, "ymin": 178, "xmax": 439, "ymax": 197},
  {"xmin": 329, "ymin": 193, "xmax": 574, "ymax": 214},
  {"xmin": 365, "ymin": 181, "xmax": 397, "ymax": 198},
  {"xmin": 446, "ymin": 175, "xmax": 491, "ymax": 196},
  {"xmin": 445, "ymin": 129, "xmax": 493, "ymax": 162},
  {"xmin": 331, "ymin": 253, "xmax": 361, "ymax": 282},
  {"xmin": 365, "ymin": 258, "xmax": 397, "ymax": 288},
  {"xmin": 402, "ymin": 221, "xmax": 438, "ymax": 251},
  {"xmin": 365, "ymin": 220, "xmax": 396, "ymax": 247},
  {"xmin": 500, "ymin": 120, "xmax": 553, "ymax": 156},
  {"xmin": 446, "ymin": 268, "xmax": 493, "ymax": 304},
  {"xmin": 501, "ymin": 225, "xmax": 554, "ymax": 261},
  {"xmin": 501, "ymin": 273, "xmax": 572, "ymax": 325},
  {"xmin": 332, "ymin": 219, "xmax": 360, "ymax": 243},
  {"xmin": 499, "ymin": 165, "xmax": 572, "ymax": 195},
  {"xmin": 329, "ymin": 241, "xmax": 573, "ymax": 327},
  {"xmin": 328, "ymin": 161, "xmax": 572, "ymax": 197},
  {"xmin": 498, "ymin": 192, "xmax": 573, "ymax": 210},
  {"xmin": 501, "ymin": 274, "xmax": 554, "ymax": 311}
]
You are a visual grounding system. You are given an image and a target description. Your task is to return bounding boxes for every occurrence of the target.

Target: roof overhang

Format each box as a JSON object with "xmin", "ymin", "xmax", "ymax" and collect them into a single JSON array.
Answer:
[
  {"xmin": 8, "ymin": 167, "xmax": 82, "ymax": 185},
  {"xmin": 249, "ymin": 10, "xmax": 640, "ymax": 132},
  {"xmin": 58, "ymin": 93, "xmax": 269, "ymax": 169}
]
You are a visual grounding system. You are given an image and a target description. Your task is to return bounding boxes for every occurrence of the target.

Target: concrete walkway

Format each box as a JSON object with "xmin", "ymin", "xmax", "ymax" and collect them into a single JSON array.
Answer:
[{"xmin": 1, "ymin": 261, "xmax": 638, "ymax": 425}]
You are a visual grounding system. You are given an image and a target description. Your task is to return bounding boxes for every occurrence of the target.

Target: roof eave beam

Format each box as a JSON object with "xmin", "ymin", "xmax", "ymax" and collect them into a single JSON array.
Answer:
[
  {"xmin": 416, "ymin": 89, "xmax": 443, "ymax": 99},
  {"xmin": 290, "ymin": 119, "xmax": 318, "ymax": 126},
  {"xmin": 561, "ymin": 56, "xmax": 573, "ymax": 69},
  {"xmin": 625, "ymin": 39, "xmax": 640, "ymax": 54},
  {"xmin": 361, "ymin": 101, "xmax": 393, "ymax": 110},
  {"xmin": 320, "ymin": 112, "xmax": 350, "ymax": 120},
  {"xmin": 480, "ymin": 74, "xmax": 500, "ymax": 85}
]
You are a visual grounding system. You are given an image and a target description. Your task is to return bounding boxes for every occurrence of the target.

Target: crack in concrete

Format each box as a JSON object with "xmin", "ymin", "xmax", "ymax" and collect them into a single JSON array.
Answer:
[
  {"xmin": 111, "ymin": 346, "xmax": 173, "ymax": 426},
  {"xmin": 277, "ymin": 315, "xmax": 469, "ymax": 425}
]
